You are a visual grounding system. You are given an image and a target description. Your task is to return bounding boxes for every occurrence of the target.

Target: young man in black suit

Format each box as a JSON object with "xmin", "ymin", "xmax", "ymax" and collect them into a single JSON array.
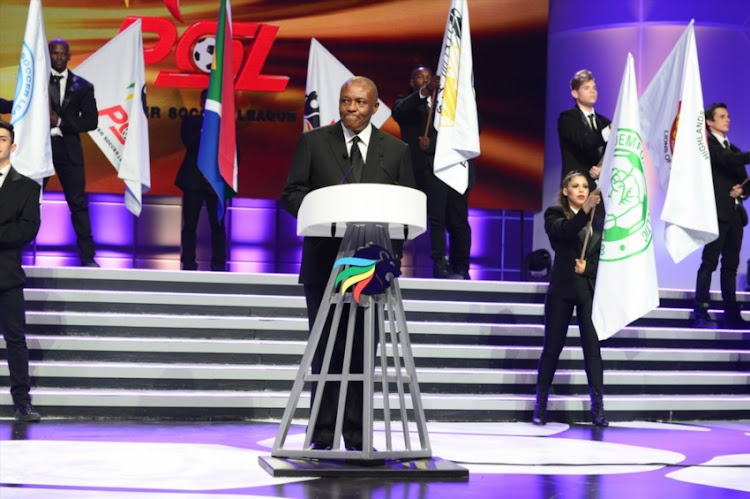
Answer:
[
  {"xmin": 48, "ymin": 39, "xmax": 99, "ymax": 267},
  {"xmin": 691, "ymin": 103, "xmax": 750, "ymax": 329},
  {"xmin": 281, "ymin": 76, "xmax": 415, "ymax": 452},
  {"xmin": 392, "ymin": 66, "xmax": 472, "ymax": 279},
  {"xmin": 0, "ymin": 120, "xmax": 42, "ymax": 422},
  {"xmin": 557, "ymin": 69, "xmax": 611, "ymax": 190}
]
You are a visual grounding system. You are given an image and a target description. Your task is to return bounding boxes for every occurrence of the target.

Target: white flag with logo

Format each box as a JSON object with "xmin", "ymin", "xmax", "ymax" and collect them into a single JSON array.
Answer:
[
  {"xmin": 639, "ymin": 20, "xmax": 717, "ymax": 263},
  {"xmin": 593, "ymin": 53, "xmax": 660, "ymax": 341},
  {"xmin": 303, "ymin": 38, "xmax": 390, "ymax": 131},
  {"xmin": 10, "ymin": 0, "xmax": 54, "ymax": 182},
  {"xmin": 433, "ymin": 0, "xmax": 480, "ymax": 195},
  {"xmin": 76, "ymin": 20, "xmax": 151, "ymax": 216}
]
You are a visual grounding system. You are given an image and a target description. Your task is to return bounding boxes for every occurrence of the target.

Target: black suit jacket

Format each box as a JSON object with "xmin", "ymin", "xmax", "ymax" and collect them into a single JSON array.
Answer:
[
  {"xmin": 174, "ymin": 114, "xmax": 206, "ymax": 191},
  {"xmin": 0, "ymin": 167, "xmax": 41, "ymax": 292},
  {"xmin": 392, "ymin": 90, "xmax": 436, "ymax": 184},
  {"xmin": 558, "ymin": 107, "xmax": 611, "ymax": 189},
  {"xmin": 545, "ymin": 206, "xmax": 602, "ymax": 300},
  {"xmin": 281, "ymin": 122, "xmax": 416, "ymax": 285},
  {"xmin": 52, "ymin": 70, "xmax": 98, "ymax": 166},
  {"xmin": 707, "ymin": 134, "xmax": 750, "ymax": 222}
]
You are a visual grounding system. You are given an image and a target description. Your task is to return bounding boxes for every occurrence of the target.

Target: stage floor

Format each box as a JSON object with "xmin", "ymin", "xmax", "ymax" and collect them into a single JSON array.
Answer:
[{"xmin": 1, "ymin": 419, "xmax": 748, "ymax": 498}]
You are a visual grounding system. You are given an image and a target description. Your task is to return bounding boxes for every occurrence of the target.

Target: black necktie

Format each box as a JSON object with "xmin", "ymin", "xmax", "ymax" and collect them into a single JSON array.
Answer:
[
  {"xmin": 50, "ymin": 74, "xmax": 62, "ymax": 109},
  {"xmin": 350, "ymin": 136, "xmax": 365, "ymax": 182},
  {"xmin": 723, "ymin": 139, "xmax": 730, "ymax": 149},
  {"xmin": 588, "ymin": 113, "xmax": 597, "ymax": 130}
]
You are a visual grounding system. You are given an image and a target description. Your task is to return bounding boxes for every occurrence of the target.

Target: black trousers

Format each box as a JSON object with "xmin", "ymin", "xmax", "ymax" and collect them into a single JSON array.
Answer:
[
  {"xmin": 695, "ymin": 210, "xmax": 743, "ymax": 309},
  {"xmin": 180, "ymin": 187, "xmax": 226, "ymax": 271},
  {"xmin": 0, "ymin": 286, "xmax": 31, "ymax": 405},
  {"xmin": 536, "ymin": 291, "xmax": 603, "ymax": 391},
  {"xmin": 50, "ymin": 136, "xmax": 95, "ymax": 263},
  {"xmin": 304, "ymin": 281, "xmax": 367, "ymax": 449},
  {"xmin": 423, "ymin": 169, "xmax": 471, "ymax": 271}
]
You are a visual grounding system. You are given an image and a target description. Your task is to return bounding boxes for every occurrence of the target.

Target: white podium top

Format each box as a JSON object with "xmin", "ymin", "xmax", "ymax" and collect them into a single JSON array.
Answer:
[{"xmin": 297, "ymin": 184, "xmax": 427, "ymax": 239}]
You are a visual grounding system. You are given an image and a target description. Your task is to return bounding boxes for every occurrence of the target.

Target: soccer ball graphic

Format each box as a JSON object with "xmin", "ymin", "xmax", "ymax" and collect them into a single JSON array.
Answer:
[{"xmin": 192, "ymin": 37, "xmax": 215, "ymax": 73}]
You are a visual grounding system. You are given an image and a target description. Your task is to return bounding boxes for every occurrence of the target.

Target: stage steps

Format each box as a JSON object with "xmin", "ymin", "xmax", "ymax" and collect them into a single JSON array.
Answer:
[{"xmin": 1, "ymin": 267, "xmax": 748, "ymax": 422}]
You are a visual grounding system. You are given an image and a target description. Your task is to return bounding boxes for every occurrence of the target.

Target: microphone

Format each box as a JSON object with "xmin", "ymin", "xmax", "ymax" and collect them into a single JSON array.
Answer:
[
  {"xmin": 379, "ymin": 155, "xmax": 399, "ymax": 185},
  {"xmin": 338, "ymin": 150, "xmax": 355, "ymax": 184}
]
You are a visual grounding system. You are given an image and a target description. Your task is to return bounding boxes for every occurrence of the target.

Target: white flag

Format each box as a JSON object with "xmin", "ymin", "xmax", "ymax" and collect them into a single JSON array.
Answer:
[
  {"xmin": 639, "ymin": 20, "xmax": 717, "ymax": 263},
  {"xmin": 593, "ymin": 53, "xmax": 660, "ymax": 341},
  {"xmin": 433, "ymin": 0, "xmax": 480, "ymax": 195},
  {"xmin": 76, "ymin": 20, "xmax": 151, "ymax": 216},
  {"xmin": 303, "ymin": 38, "xmax": 390, "ymax": 131},
  {"xmin": 10, "ymin": 0, "xmax": 54, "ymax": 182}
]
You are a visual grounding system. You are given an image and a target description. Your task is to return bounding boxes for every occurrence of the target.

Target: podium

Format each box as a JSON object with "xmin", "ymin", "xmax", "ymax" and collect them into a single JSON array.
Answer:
[{"xmin": 260, "ymin": 184, "xmax": 466, "ymax": 477}]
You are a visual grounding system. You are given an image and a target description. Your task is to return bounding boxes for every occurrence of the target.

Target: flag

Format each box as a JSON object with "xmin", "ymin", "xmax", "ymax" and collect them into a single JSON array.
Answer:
[
  {"xmin": 9, "ymin": 0, "xmax": 54, "ymax": 182},
  {"xmin": 592, "ymin": 53, "xmax": 660, "ymax": 341},
  {"xmin": 197, "ymin": 0, "xmax": 237, "ymax": 220},
  {"xmin": 639, "ymin": 20, "xmax": 717, "ymax": 263},
  {"xmin": 433, "ymin": 0, "xmax": 480, "ymax": 195},
  {"xmin": 303, "ymin": 38, "xmax": 391, "ymax": 131},
  {"xmin": 76, "ymin": 20, "xmax": 151, "ymax": 216}
]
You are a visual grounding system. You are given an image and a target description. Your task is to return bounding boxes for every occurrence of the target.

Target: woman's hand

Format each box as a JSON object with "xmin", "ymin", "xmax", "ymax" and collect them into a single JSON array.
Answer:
[
  {"xmin": 583, "ymin": 188, "xmax": 601, "ymax": 214},
  {"xmin": 575, "ymin": 258, "xmax": 586, "ymax": 274}
]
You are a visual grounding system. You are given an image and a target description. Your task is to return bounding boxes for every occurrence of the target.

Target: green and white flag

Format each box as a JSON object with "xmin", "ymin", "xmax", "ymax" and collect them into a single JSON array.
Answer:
[{"xmin": 592, "ymin": 53, "xmax": 660, "ymax": 341}]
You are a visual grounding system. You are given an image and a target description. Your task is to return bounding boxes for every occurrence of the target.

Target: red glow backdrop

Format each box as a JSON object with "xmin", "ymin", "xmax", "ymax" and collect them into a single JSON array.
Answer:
[{"xmin": 0, "ymin": 0, "xmax": 547, "ymax": 210}]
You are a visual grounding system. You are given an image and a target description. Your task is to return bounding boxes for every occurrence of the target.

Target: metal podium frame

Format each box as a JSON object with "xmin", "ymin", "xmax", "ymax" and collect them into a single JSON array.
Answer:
[{"xmin": 271, "ymin": 184, "xmax": 432, "ymax": 463}]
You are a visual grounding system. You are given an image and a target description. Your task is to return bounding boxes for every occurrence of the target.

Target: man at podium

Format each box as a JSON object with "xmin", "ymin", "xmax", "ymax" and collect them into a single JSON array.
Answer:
[{"xmin": 281, "ymin": 76, "xmax": 416, "ymax": 451}]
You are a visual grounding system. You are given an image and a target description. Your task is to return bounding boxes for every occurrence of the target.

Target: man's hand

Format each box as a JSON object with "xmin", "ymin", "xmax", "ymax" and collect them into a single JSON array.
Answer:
[
  {"xmin": 418, "ymin": 136, "xmax": 430, "ymax": 151},
  {"xmin": 50, "ymin": 110, "xmax": 60, "ymax": 128},
  {"xmin": 589, "ymin": 165, "xmax": 601, "ymax": 180},
  {"xmin": 730, "ymin": 184, "xmax": 743, "ymax": 199},
  {"xmin": 583, "ymin": 187, "xmax": 601, "ymax": 213},
  {"xmin": 575, "ymin": 258, "xmax": 587, "ymax": 274}
]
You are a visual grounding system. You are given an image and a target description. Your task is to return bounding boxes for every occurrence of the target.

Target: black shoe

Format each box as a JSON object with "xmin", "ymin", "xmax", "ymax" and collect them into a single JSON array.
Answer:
[
  {"xmin": 532, "ymin": 386, "xmax": 549, "ymax": 426},
  {"xmin": 81, "ymin": 260, "xmax": 100, "ymax": 268},
  {"xmin": 344, "ymin": 447, "xmax": 385, "ymax": 467},
  {"xmin": 721, "ymin": 312, "xmax": 750, "ymax": 330},
  {"xmin": 433, "ymin": 258, "xmax": 464, "ymax": 279},
  {"xmin": 14, "ymin": 403, "xmax": 41, "ymax": 422},
  {"xmin": 689, "ymin": 309, "xmax": 717, "ymax": 329},
  {"xmin": 589, "ymin": 388, "xmax": 609, "ymax": 427},
  {"xmin": 309, "ymin": 441, "xmax": 332, "ymax": 450}
]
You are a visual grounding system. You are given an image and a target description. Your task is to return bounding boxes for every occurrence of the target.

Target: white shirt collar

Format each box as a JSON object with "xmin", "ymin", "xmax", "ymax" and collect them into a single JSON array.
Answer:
[
  {"xmin": 51, "ymin": 68, "xmax": 69, "ymax": 79},
  {"xmin": 341, "ymin": 122, "xmax": 373, "ymax": 146},
  {"xmin": 0, "ymin": 164, "xmax": 11, "ymax": 188},
  {"xmin": 711, "ymin": 131, "xmax": 729, "ymax": 144}
]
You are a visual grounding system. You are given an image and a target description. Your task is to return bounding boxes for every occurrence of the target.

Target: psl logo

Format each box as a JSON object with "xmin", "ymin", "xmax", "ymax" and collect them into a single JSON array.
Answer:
[
  {"xmin": 98, "ymin": 83, "xmax": 147, "ymax": 145},
  {"xmin": 333, "ymin": 244, "xmax": 401, "ymax": 306},
  {"xmin": 601, "ymin": 128, "xmax": 652, "ymax": 262}
]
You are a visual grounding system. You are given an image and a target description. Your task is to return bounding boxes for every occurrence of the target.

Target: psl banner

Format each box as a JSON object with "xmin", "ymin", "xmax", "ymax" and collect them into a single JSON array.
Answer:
[
  {"xmin": 304, "ymin": 38, "xmax": 391, "ymax": 131},
  {"xmin": 9, "ymin": 0, "xmax": 54, "ymax": 182},
  {"xmin": 76, "ymin": 19, "xmax": 151, "ymax": 216}
]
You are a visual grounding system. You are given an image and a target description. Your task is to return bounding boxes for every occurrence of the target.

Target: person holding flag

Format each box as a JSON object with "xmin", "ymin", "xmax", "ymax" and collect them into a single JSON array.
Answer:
[
  {"xmin": 690, "ymin": 103, "xmax": 750, "ymax": 329},
  {"xmin": 393, "ymin": 65, "xmax": 473, "ymax": 279},
  {"xmin": 532, "ymin": 171, "xmax": 608, "ymax": 427}
]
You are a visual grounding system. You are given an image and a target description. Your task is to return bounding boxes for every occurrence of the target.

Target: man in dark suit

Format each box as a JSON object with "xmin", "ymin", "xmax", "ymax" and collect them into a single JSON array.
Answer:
[
  {"xmin": 691, "ymin": 103, "xmax": 750, "ymax": 329},
  {"xmin": 175, "ymin": 90, "xmax": 226, "ymax": 271},
  {"xmin": 558, "ymin": 69, "xmax": 611, "ymax": 190},
  {"xmin": 281, "ymin": 76, "xmax": 415, "ymax": 451},
  {"xmin": 0, "ymin": 120, "xmax": 42, "ymax": 422},
  {"xmin": 1, "ymin": 40, "xmax": 99, "ymax": 266},
  {"xmin": 48, "ymin": 39, "xmax": 99, "ymax": 267},
  {"xmin": 393, "ymin": 65, "xmax": 472, "ymax": 279}
]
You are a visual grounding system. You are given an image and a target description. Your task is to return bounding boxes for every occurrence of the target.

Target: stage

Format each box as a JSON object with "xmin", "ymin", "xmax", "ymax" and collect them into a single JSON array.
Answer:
[{"xmin": 1, "ymin": 419, "xmax": 748, "ymax": 498}]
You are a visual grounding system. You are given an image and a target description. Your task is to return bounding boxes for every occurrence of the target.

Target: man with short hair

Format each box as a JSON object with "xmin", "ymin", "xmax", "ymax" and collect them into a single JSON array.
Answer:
[
  {"xmin": 0, "ymin": 120, "xmax": 42, "ymax": 422},
  {"xmin": 691, "ymin": 102, "xmax": 750, "ymax": 329},
  {"xmin": 393, "ymin": 65, "xmax": 473, "ymax": 279},
  {"xmin": 282, "ymin": 76, "xmax": 415, "ymax": 451},
  {"xmin": 558, "ymin": 69, "xmax": 611, "ymax": 190}
]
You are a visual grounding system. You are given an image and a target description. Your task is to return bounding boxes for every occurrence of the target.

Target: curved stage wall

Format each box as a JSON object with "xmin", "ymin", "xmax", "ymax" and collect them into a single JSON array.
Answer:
[{"xmin": 538, "ymin": 0, "xmax": 750, "ymax": 289}]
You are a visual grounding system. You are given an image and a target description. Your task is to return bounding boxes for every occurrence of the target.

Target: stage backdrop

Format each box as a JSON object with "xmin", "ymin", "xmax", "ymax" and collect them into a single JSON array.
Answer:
[
  {"xmin": 0, "ymin": 0, "xmax": 548, "ymax": 211},
  {"xmin": 540, "ymin": 0, "xmax": 750, "ymax": 289}
]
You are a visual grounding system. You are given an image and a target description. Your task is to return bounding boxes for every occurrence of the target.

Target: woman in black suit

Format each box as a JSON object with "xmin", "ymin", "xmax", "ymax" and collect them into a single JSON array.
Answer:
[{"xmin": 532, "ymin": 170, "xmax": 608, "ymax": 427}]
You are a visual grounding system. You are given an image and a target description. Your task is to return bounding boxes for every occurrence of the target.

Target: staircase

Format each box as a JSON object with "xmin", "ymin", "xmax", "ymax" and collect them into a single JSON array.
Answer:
[{"xmin": 1, "ymin": 267, "xmax": 748, "ymax": 422}]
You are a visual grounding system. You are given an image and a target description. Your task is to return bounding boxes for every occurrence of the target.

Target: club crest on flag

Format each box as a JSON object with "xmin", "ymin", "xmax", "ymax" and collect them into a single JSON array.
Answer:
[
  {"xmin": 602, "ymin": 128, "xmax": 652, "ymax": 261},
  {"xmin": 11, "ymin": 43, "xmax": 36, "ymax": 123}
]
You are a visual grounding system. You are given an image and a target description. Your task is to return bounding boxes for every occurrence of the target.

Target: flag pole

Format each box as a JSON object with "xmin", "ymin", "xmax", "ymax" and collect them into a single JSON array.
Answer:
[
  {"xmin": 420, "ymin": 87, "xmax": 438, "ymax": 150},
  {"xmin": 580, "ymin": 206, "xmax": 596, "ymax": 261}
]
